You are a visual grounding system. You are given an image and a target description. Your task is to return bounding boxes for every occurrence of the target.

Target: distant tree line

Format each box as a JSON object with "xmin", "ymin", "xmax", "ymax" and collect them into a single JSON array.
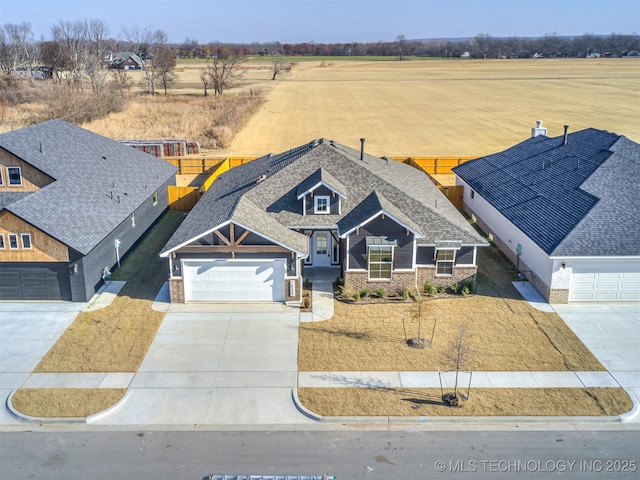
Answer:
[{"xmin": 175, "ymin": 32, "xmax": 640, "ymax": 59}]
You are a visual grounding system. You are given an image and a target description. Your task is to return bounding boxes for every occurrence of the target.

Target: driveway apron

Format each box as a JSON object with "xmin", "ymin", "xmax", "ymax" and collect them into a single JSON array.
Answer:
[{"xmin": 93, "ymin": 303, "xmax": 314, "ymax": 425}]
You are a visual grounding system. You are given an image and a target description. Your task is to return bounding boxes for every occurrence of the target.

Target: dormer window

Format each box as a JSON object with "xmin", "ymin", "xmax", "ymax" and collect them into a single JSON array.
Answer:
[{"xmin": 314, "ymin": 195, "xmax": 330, "ymax": 214}]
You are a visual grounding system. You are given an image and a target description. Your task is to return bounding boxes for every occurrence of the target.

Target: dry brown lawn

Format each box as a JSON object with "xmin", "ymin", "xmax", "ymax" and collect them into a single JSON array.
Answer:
[
  {"xmin": 298, "ymin": 388, "xmax": 632, "ymax": 417},
  {"xmin": 12, "ymin": 389, "xmax": 126, "ymax": 418},
  {"xmin": 299, "ymin": 246, "xmax": 605, "ymax": 372},
  {"xmin": 226, "ymin": 58, "xmax": 640, "ymax": 157}
]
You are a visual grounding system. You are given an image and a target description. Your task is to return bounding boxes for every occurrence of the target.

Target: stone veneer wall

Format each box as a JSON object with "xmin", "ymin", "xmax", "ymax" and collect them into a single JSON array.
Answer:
[
  {"xmin": 417, "ymin": 266, "xmax": 478, "ymax": 290},
  {"xmin": 169, "ymin": 277, "xmax": 185, "ymax": 303},
  {"xmin": 548, "ymin": 288, "xmax": 569, "ymax": 304},
  {"xmin": 344, "ymin": 271, "xmax": 416, "ymax": 295}
]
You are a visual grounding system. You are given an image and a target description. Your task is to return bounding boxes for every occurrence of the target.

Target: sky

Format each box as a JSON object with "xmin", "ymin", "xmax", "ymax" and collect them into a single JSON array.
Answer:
[{"xmin": 1, "ymin": 0, "xmax": 638, "ymax": 44}]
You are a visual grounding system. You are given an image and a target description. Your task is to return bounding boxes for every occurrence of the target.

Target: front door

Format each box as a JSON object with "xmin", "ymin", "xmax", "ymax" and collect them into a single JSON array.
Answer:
[{"xmin": 312, "ymin": 232, "xmax": 332, "ymax": 267}]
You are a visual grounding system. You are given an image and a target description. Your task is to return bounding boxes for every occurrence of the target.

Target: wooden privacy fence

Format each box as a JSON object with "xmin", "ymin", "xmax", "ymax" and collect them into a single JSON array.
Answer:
[
  {"xmin": 392, "ymin": 156, "xmax": 476, "ymax": 175},
  {"xmin": 164, "ymin": 157, "xmax": 225, "ymax": 175},
  {"xmin": 168, "ymin": 186, "xmax": 201, "ymax": 211},
  {"xmin": 166, "ymin": 155, "xmax": 474, "ymax": 211}
]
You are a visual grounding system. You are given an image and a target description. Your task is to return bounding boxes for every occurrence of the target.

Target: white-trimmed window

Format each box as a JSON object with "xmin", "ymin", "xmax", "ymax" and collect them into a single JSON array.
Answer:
[
  {"xmin": 7, "ymin": 166, "xmax": 22, "ymax": 186},
  {"xmin": 21, "ymin": 233, "xmax": 32, "ymax": 249},
  {"xmin": 314, "ymin": 195, "xmax": 330, "ymax": 214},
  {"xmin": 368, "ymin": 245, "xmax": 393, "ymax": 280},
  {"xmin": 436, "ymin": 249, "xmax": 455, "ymax": 275},
  {"xmin": 0, "ymin": 234, "xmax": 5, "ymax": 249},
  {"xmin": 8, "ymin": 234, "xmax": 19, "ymax": 249}
]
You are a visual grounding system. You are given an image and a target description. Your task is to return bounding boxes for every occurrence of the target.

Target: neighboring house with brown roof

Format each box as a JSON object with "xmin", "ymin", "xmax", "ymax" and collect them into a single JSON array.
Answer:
[
  {"xmin": 0, "ymin": 120, "xmax": 176, "ymax": 301},
  {"xmin": 453, "ymin": 123, "xmax": 640, "ymax": 303},
  {"xmin": 161, "ymin": 139, "xmax": 488, "ymax": 304}
]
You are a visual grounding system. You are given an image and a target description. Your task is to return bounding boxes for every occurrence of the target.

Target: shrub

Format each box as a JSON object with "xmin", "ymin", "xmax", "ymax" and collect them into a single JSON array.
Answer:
[
  {"xmin": 334, "ymin": 276, "xmax": 342, "ymax": 287},
  {"xmin": 375, "ymin": 287, "xmax": 387, "ymax": 298},
  {"xmin": 302, "ymin": 296, "xmax": 310, "ymax": 308},
  {"xmin": 360, "ymin": 288, "xmax": 371, "ymax": 298},
  {"xmin": 403, "ymin": 288, "xmax": 412, "ymax": 300},
  {"xmin": 465, "ymin": 278, "xmax": 475, "ymax": 293},
  {"xmin": 450, "ymin": 282, "xmax": 460, "ymax": 294},
  {"xmin": 424, "ymin": 281, "xmax": 437, "ymax": 295},
  {"xmin": 436, "ymin": 284, "xmax": 446, "ymax": 293},
  {"xmin": 304, "ymin": 277, "xmax": 311, "ymax": 288},
  {"xmin": 461, "ymin": 286, "xmax": 470, "ymax": 296}
]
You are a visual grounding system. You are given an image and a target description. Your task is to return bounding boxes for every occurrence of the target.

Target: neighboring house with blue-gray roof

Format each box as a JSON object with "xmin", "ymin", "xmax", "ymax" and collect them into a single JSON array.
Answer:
[
  {"xmin": 453, "ymin": 123, "xmax": 640, "ymax": 303},
  {"xmin": 0, "ymin": 119, "xmax": 176, "ymax": 301},
  {"xmin": 161, "ymin": 139, "xmax": 487, "ymax": 304}
]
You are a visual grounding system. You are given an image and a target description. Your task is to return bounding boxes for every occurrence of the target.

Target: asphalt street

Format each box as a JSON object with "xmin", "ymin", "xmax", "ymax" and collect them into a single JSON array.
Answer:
[{"xmin": 1, "ymin": 429, "xmax": 638, "ymax": 480}]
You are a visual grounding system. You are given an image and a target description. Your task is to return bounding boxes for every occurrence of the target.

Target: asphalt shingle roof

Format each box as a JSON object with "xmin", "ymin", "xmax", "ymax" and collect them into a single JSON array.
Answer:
[
  {"xmin": 0, "ymin": 119, "xmax": 177, "ymax": 255},
  {"xmin": 162, "ymin": 138, "xmax": 487, "ymax": 255},
  {"xmin": 453, "ymin": 128, "xmax": 640, "ymax": 257}
]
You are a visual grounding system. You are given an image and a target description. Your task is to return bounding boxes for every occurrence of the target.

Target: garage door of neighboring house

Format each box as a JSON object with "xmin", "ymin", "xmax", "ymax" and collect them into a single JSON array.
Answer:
[
  {"xmin": 0, "ymin": 263, "xmax": 72, "ymax": 301},
  {"xmin": 182, "ymin": 259, "xmax": 286, "ymax": 302},
  {"xmin": 570, "ymin": 262, "xmax": 640, "ymax": 302}
]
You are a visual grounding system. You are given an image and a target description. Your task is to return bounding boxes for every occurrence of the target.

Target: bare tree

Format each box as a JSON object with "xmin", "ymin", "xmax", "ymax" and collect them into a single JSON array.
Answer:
[
  {"xmin": 395, "ymin": 34, "xmax": 408, "ymax": 60},
  {"xmin": 200, "ymin": 69, "xmax": 212, "ymax": 96},
  {"xmin": 84, "ymin": 19, "xmax": 110, "ymax": 93},
  {"xmin": 204, "ymin": 50, "xmax": 247, "ymax": 95},
  {"xmin": 442, "ymin": 324, "xmax": 473, "ymax": 406},
  {"xmin": 0, "ymin": 22, "xmax": 38, "ymax": 75},
  {"xmin": 122, "ymin": 25, "xmax": 156, "ymax": 94},
  {"xmin": 150, "ymin": 30, "xmax": 175, "ymax": 95},
  {"xmin": 51, "ymin": 20, "xmax": 88, "ymax": 89},
  {"xmin": 470, "ymin": 33, "xmax": 493, "ymax": 59},
  {"xmin": 271, "ymin": 56, "xmax": 289, "ymax": 80}
]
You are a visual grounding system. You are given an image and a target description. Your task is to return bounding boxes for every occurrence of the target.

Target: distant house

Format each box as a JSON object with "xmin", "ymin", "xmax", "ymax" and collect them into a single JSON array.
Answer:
[
  {"xmin": 161, "ymin": 139, "xmax": 487, "ymax": 303},
  {"xmin": 107, "ymin": 52, "xmax": 145, "ymax": 70},
  {"xmin": 453, "ymin": 123, "xmax": 640, "ymax": 303},
  {"xmin": 0, "ymin": 120, "xmax": 176, "ymax": 301},
  {"xmin": 11, "ymin": 66, "xmax": 53, "ymax": 80}
]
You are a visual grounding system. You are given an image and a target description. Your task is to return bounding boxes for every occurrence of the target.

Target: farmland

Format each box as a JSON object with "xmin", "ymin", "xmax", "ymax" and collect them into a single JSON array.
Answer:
[
  {"xmin": 117, "ymin": 57, "xmax": 640, "ymax": 157},
  {"xmin": 224, "ymin": 58, "xmax": 640, "ymax": 157}
]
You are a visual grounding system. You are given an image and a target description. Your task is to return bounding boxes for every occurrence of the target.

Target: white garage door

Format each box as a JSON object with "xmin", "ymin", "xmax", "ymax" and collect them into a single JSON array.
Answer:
[
  {"xmin": 570, "ymin": 262, "xmax": 640, "ymax": 302},
  {"xmin": 183, "ymin": 259, "xmax": 286, "ymax": 302}
]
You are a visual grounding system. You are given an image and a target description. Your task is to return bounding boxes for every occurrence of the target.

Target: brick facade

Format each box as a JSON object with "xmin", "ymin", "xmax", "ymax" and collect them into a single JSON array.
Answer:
[
  {"xmin": 169, "ymin": 277, "xmax": 185, "ymax": 303},
  {"xmin": 417, "ymin": 266, "xmax": 478, "ymax": 290},
  {"xmin": 285, "ymin": 278, "xmax": 301, "ymax": 303},
  {"xmin": 344, "ymin": 271, "xmax": 416, "ymax": 296}
]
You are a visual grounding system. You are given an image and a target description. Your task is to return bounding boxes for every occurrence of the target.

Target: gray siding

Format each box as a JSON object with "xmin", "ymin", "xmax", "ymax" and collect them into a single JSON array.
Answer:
[
  {"xmin": 304, "ymin": 185, "xmax": 340, "ymax": 216},
  {"xmin": 457, "ymin": 246, "xmax": 475, "ymax": 265},
  {"xmin": 72, "ymin": 179, "xmax": 173, "ymax": 302},
  {"xmin": 347, "ymin": 215, "xmax": 414, "ymax": 270},
  {"xmin": 416, "ymin": 246, "xmax": 435, "ymax": 265}
]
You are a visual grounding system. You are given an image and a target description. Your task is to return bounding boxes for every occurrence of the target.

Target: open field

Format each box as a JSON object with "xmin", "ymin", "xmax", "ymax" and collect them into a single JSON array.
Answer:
[{"xmin": 222, "ymin": 58, "xmax": 640, "ymax": 157}]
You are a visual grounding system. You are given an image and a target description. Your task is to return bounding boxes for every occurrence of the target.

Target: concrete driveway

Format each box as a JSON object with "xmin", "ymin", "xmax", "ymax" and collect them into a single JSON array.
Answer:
[
  {"xmin": 553, "ymin": 303, "xmax": 640, "ymax": 403},
  {"xmin": 0, "ymin": 302, "xmax": 84, "ymax": 424},
  {"xmin": 92, "ymin": 302, "xmax": 314, "ymax": 426}
]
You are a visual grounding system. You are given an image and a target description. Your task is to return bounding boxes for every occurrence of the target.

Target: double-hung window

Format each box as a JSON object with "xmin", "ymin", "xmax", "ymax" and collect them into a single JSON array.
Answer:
[
  {"xmin": 8, "ymin": 234, "xmax": 19, "ymax": 249},
  {"xmin": 368, "ymin": 245, "xmax": 393, "ymax": 280},
  {"xmin": 314, "ymin": 195, "xmax": 330, "ymax": 214},
  {"xmin": 436, "ymin": 249, "xmax": 455, "ymax": 275}
]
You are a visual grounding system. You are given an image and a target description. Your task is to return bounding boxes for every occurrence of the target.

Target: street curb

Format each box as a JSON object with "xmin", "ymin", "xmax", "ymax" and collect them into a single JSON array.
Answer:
[
  {"xmin": 86, "ymin": 389, "xmax": 132, "ymax": 424},
  {"xmin": 619, "ymin": 389, "xmax": 640, "ymax": 423},
  {"xmin": 6, "ymin": 389, "xmax": 85, "ymax": 424},
  {"xmin": 291, "ymin": 389, "xmax": 322, "ymax": 422}
]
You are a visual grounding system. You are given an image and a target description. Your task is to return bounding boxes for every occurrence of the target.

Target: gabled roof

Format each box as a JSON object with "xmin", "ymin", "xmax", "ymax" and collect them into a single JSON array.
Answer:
[
  {"xmin": 0, "ymin": 119, "xmax": 176, "ymax": 255},
  {"xmin": 296, "ymin": 167, "xmax": 347, "ymax": 199},
  {"xmin": 162, "ymin": 139, "xmax": 486, "ymax": 256},
  {"xmin": 453, "ymin": 128, "xmax": 640, "ymax": 257},
  {"xmin": 337, "ymin": 190, "xmax": 423, "ymax": 237}
]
